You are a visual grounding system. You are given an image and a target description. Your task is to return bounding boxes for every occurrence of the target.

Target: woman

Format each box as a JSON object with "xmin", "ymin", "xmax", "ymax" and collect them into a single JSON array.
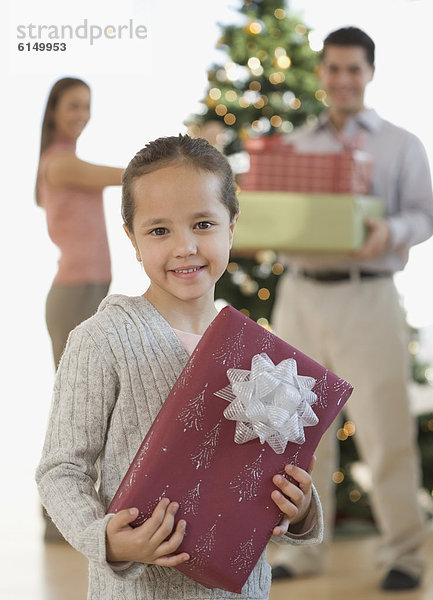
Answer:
[
  {"xmin": 36, "ymin": 77, "xmax": 123, "ymax": 542},
  {"xmin": 37, "ymin": 77, "xmax": 123, "ymax": 368}
]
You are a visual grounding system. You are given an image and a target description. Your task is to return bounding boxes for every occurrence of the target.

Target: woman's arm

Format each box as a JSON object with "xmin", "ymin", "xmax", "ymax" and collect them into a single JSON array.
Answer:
[{"xmin": 45, "ymin": 152, "xmax": 123, "ymax": 190}]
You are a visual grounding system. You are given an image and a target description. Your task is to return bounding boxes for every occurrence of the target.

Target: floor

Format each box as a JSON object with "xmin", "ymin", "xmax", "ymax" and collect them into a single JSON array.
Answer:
[
  {"xmin": 268, "ymin": 528, "xmax": 433, "ymax": 600},
  {"xmin": 2, "ymin": 511, "xmax": 431, "ymax": 599}
]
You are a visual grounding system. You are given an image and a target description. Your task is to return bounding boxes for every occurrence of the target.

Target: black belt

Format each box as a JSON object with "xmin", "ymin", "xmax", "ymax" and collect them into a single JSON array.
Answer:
[{"xmin": 298, "ymin": 269, "xmax": 392, "ymax": 282}]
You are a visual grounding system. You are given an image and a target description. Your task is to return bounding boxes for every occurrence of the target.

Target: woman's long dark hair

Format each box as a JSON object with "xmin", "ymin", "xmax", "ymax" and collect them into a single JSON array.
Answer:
[
  {"xmin": 36, "ymin": 77, "xmax": 90, "ymax": 205},
  {"xmin": 39, "ymin": 77, "xmax": 90, "ymax": 155}
]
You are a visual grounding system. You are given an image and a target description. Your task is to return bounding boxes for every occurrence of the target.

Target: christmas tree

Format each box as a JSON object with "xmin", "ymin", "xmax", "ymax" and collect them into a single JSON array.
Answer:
[
  {"xmin": 186, "ymin": 0, "xmax": 325, "ymax": 325},
  {"xmin": 188, "ymin": 0, "xmax": 324, "ymax": 156}
]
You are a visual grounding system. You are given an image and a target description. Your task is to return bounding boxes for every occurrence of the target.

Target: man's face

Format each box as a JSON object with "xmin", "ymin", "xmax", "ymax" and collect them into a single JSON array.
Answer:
[{"xmin": 319, "ymin": 45, "xmax": 375, "ymax": 115}]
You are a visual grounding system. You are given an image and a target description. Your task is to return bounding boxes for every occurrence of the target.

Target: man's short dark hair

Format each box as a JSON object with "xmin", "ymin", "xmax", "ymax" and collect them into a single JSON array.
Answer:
[{"xmin": 322, "ymin": 27, "xmax": 375, "ymax": 66}]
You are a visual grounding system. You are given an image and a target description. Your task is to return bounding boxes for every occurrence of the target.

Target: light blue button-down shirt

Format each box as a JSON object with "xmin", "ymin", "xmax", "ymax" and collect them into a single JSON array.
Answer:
[{"xmin": 282, "ymin": 108, "xmax": 433, "ymax": 273}]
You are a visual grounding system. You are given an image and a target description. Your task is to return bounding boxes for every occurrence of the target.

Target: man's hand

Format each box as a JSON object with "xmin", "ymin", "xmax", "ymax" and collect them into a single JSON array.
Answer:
[
  {"xmin": 106, "ymin": 498, "xmax": 189, "ymax": 567},
  {"xmin": 271, "ymin": 456, "xmax": 316, "ymax": 536},
  {"xmin": 351, "ymin": 217, "xmax": 391, "ymax": 260}
]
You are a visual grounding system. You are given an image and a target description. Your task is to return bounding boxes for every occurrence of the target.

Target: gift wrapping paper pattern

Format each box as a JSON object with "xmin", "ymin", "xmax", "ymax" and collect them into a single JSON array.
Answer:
[
  {"xmin": 107, "ymin": 307, "xmax": 353, "ymax": 593},
  {"xmin": 240, "ymin": 136, "xmax": 372, "ymax": 194}
]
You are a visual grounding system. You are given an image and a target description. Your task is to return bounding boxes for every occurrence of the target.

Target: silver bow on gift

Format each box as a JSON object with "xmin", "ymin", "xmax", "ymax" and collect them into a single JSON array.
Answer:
[{"xmin": 214, "ymin": 353, "xmax": 319, "ymax": 454}]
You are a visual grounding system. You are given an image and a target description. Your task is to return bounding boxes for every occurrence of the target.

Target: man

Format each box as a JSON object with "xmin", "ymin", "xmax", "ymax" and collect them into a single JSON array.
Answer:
[{"xmin": 271, "ymin": 27, "xmax": 433, "ymax": 591}]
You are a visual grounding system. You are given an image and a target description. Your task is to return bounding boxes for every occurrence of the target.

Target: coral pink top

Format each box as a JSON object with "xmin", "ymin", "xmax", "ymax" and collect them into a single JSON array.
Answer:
[
  {"xmin": 172, "ymin": 328, "xmax": 202, "ymax": 356},
  {"xmin": 38, "ymin": 136, "xmax": 111, "ymax": 285}
]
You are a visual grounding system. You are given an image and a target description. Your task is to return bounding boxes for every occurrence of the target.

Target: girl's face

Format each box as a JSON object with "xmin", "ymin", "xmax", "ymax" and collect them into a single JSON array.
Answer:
[
  {"xmin": 125, "ymin": 163, "xmax": 237, "ymax": 309},
  {"xmin": 53, "ymin": 85, "xmax": 91, "ymax": 141}
]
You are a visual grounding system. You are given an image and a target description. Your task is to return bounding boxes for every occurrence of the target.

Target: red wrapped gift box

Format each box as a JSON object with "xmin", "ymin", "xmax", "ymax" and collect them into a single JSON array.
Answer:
[
  {"xmin": 107, "ymin": 306, "xmax": 353, "ymax": 593},
  {"xmin": 240, "ymin": 136, "xmax": 372, "ymax": 194}
]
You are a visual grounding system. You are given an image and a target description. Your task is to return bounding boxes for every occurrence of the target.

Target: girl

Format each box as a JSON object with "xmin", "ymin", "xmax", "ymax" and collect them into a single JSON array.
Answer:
[
  {"xmin": 36, "ymin": 135, "xmax": 322, "ymax": 600},
  {"xmin": 36, "ymin": 77, "xmax": 123, "ymax": 369}
]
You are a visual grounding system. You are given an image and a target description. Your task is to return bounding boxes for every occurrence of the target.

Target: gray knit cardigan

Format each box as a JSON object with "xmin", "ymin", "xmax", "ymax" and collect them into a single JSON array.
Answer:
[{"xmin": 36, "ymin": 295, "xmax": 323, "ymax": 600}]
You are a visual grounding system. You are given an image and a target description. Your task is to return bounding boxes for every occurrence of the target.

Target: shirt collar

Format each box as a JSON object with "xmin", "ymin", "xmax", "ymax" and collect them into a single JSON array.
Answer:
[{"xmin": 316, "ymin": 108, "xmax": 382, "ymax": 134}]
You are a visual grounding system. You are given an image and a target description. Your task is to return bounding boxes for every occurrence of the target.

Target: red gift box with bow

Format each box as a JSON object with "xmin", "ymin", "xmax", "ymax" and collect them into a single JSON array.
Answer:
[{"xmin": 107, "ymin": 306, "xmax": 353, "ymax": 593}]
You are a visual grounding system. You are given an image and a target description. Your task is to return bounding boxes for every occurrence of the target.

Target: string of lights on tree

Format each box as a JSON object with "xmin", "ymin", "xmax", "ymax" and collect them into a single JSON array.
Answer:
[{"xmin": 188, "ymin": 0, "xmax": 325, "ymax": 156}]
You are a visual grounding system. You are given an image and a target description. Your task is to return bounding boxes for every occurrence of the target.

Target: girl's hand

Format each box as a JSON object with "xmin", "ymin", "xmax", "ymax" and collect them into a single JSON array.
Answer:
[
  {"xmin": 271, "ymin": 455, "xmax": 316, "ymax": 536},
  {"xmin": 106, "ymin": 498, "xmax": 190, "ymax": 566}
]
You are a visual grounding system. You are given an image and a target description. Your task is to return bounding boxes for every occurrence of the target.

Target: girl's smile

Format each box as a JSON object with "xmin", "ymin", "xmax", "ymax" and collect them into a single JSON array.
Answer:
[{"xmin": 169, "ymin": 265, "xmax": 206, "ymax": 278}]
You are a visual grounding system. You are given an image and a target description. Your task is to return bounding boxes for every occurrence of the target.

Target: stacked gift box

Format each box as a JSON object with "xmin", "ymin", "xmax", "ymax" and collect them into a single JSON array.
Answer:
[
  {"xmin": 233, "ymin": 191, "xmax": 384, "ymax": 252},
  {"xmin": 240, "ymin": 135, "xmax": 373, "ymax": 195},
  {"xmin": 235, "ymin": 135, "xmax": 383, "ymax": 252}
]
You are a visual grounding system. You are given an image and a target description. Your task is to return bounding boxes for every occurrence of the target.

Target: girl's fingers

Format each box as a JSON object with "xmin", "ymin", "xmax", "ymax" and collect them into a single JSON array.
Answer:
[
  {"xmin": 273, "ymin": 515, "xmax": 290, "ymax": 536},
  {"xmin": 284, "ymin": 464, "xmax": 312, "ymax": 492},
  {"xmin": 271, "ymin": 489, "xmax": 298, "ymax": 520},
  {"xmin": 272, "ymin": 473, "xmax": 304, "ymax": 505},
  {"xmin": 156, "ymin": 518, "xmax": 188, "ymax": 557},
  {"xmin": 154, "ymin": 551, "xmax": 190, "ymax": 567},
  {"xmin": 134, "ymin": 498, "xmax": 172, "ymax": 541},
  {"xmin": 149, "ymin": 501, "xmax": 179, "ymax": 546},
  {"xmin": 307, "ymin": 455, "xmax": 316, "ymax": 474},
  {"xmin": 147, "ymin": 498, "xmax": 171, "ymax": 525},
  {"xmin": 107, "ymin": 507, "xmax": 139, "ymax": 533}
]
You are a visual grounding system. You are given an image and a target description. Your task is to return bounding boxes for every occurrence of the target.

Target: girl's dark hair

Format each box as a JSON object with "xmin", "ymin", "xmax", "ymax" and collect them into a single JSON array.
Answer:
[
  {"xmin": 122, "ymin": 134, "xmax": 239, "ymax": 231},
  {"xmin": 36, "ymin": 77, "xmax": 90, "ymax": 205}
]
